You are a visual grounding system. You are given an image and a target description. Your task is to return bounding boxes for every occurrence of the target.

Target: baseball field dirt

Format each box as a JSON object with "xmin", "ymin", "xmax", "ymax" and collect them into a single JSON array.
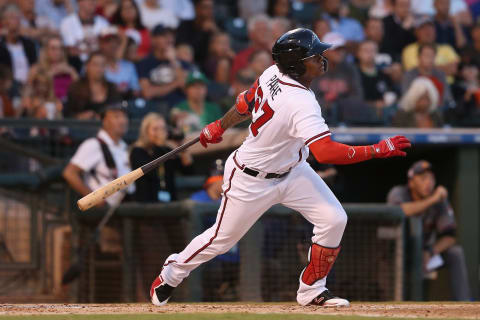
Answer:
[{"xmin": 1, "ymin": 302, "xmax": 479, "ymax": 319}]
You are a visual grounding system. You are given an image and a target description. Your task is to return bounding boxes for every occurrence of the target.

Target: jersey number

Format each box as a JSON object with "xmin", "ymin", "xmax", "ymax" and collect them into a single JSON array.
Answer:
[{"xmin": 250, "ymin": 86, "xmax": 274, "ymax": 137}]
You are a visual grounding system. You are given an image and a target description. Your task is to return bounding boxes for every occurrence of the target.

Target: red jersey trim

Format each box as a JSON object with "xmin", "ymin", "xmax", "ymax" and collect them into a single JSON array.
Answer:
[
  {"xmin": 184, "ymin": 168, "xmax": 236, "ymax": 263},
  {"xmin": 278, "ymin": 79, "xmax": 308, "ymax": 91},
  {"xmin": 305, "ymin": 131, "xmax": 331, "ymax": 146}
]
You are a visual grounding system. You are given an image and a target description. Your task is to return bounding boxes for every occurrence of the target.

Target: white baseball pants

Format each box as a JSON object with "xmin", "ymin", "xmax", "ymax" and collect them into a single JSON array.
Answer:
[{"xmin": 160, "ymin": 151, "xmax": 347, "ymax": 305}]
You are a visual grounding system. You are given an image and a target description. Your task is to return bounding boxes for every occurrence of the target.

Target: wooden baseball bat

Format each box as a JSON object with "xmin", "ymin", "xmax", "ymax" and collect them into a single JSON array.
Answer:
[{"xmin": 77, "ymin": 137, "xmax": 200, "ymax": 211}]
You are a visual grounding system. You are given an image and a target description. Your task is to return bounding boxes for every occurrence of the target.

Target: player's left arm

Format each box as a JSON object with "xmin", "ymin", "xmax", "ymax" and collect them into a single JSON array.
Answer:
[
  {"xmin": 309, "ymin": 135, "xmax": 411, "ymax": 165},
  {"xmin": 199, "ymin": 90, "xmax": 252, "ymax": 148}
]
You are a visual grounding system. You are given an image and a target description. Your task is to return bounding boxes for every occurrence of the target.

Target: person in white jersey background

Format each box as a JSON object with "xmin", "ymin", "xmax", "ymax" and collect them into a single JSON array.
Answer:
[{"xmin": 150, "ymin": 28, "xmax": 411, "ymax": 307}]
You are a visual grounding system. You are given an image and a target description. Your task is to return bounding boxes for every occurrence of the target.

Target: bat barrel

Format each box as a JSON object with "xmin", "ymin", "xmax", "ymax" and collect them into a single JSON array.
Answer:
[{"xmin": 77, "ymin": 168, "xmax": 144, "ymax": 211}]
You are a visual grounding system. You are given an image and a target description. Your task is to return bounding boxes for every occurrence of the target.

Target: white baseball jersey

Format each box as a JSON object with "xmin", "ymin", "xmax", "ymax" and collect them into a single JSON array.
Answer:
[
  {"xmin": 237, "ymin": 65, "xmax": 331, "ymax": 173},
  {"xmin": 158, "ymin": 65, "xmax": 347, "ymax": 307}
]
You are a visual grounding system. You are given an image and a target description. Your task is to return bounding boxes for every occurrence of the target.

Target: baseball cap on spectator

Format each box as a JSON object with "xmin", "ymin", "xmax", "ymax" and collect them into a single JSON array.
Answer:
[
  {"xmin": 204, "ymin": 159, "xmax": 224, "ymax": 188},
  {"xmin": 322, "ymin": 32, "xmax": 346, "ymax": 49},
  {"xmin": 124, "ymin": 29, "xmax": 141, "ymax": 45},
  {"xmin": 407, "ymin": 160, "xmax": 433, "ymax": 179},
  {"xmin": 100, "ymin": 101, "xmax": 128, "ymax": 120},
  {"xmin": 99, "ymin": 26, "xmax": 120, "ymax": 41},
  {"xmin": 151, "ymin": 24, "xmax": 175, "ymax": 37},
  {"xmin": 186, "ymin": 70, "xmax": 209, "ymax": 86},
  {"xmin": 413, "ymin": 16, "xmax": 434, "ymax": 29}
]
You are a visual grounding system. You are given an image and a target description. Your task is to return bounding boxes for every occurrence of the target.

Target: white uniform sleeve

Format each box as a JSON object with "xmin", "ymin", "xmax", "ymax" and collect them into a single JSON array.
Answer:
[
  {"xmin": 289, "ymin": 94, "xmax": 331, "ymax": 146},
  {"xmin": 70, "ymin": 139, "xmax": 103, "ymax": 172}
]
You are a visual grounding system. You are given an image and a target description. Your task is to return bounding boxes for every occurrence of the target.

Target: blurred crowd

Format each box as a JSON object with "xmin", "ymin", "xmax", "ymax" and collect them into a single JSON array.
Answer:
[{"xmin": 1, "ymin": 0, "xmax": 480, "ymax": 133}]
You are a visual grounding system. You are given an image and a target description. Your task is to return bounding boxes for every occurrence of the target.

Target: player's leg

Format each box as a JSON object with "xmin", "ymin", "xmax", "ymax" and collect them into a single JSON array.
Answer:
[
  {"xmin": 280, "ymin": 161, "xmax": 348, "ymax": 307},
  {"xmin": 151, "ymin": 154, "xmax": 278, "ymax": 306},
  {"xmin": 442, "ymin": 245, "xmax": 471, "ymax": 301}
]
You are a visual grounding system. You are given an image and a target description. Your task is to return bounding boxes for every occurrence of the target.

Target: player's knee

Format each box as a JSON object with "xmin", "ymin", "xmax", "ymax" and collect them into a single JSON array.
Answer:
[{"xmin": 330, "ymin": 207, "xmax": 347, "ymax": 231}]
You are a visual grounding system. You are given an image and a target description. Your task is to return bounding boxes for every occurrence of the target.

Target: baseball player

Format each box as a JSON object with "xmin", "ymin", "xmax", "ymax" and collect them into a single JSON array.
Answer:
[{"xmin": 150, "ymin": 28, "xmax": 411, "ymax": 307}]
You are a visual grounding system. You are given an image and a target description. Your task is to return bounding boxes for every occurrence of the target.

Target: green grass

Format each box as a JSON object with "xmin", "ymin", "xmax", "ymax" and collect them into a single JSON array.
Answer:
[{"xmin": 0, "ymin": 315, "xmax": 453, "ymax": 320}]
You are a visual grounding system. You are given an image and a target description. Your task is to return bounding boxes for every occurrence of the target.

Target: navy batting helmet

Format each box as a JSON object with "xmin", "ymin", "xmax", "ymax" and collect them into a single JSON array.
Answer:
[{"xmin": 272, "ymin": 28, "xmax": 332, "ymax": 79}]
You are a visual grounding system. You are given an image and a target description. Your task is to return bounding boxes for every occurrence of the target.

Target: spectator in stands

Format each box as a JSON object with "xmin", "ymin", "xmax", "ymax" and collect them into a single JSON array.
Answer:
[
  {"xmin": 27, "ymin": 35, "xmax": 78, "ymax": 103},
  {"xmin": 0, "ymin": 66, "xmax": 19, "ymax": 118},
  {"xmin": 175, "ymin": 43, "xmax": 197, "ymax": 72},
  {"xmin": 347, "ymin": 0, "xmax": 376, "ymax": 25},
  {"xmin": 137, "ymin": 25, "xmax": 187, "ymax": 118},
  {"xmin": 130, "ymin": 112, "xmax": 192, "ymax": 299},
  {"xmin": 95, "ymin": 0, "xmax": 118, "ymax": 20},
  {"xmin": 204, "ymin": 32, "xmax": 235, "ymax": 85},
  {"xmin": 98, "ymin": 26, "xmax": 140, "ymax": 100},
  {"xmin": 35, "ymin": 0, "xmax": 75, "ymax": 30},
  {"xmin": 365, "ymin": 17, "xmax": 404, "ymax": 84},
  {"xmin": 176, "ymin": 0, "xmax": 218, "ymax": 66},
  {"xmin": 450, "ymin": 63, "xmax": 480, "ymax": 125},
  {"xmin": 20, "ymin": 72, "xmax": 63, "ymax": 119},
  {"xmin": 387, "ymin": 160, "xmax": 471, "ymax": 301},
  {"xmin": 356, "ymin": 40, "xmax": 396, "ymax": 115},
  {"xmin": 130, "ymin": 112, "xmax": 192, "ymax": 202},
  {"xmin": 60, "ymin": 0, "xmax": 110, "ymax": 63},
  {"xmin": 393, "ymin": 77, "xmax": 443, "ymax": 127},
  {"xmin": 382, "ymin": 0, "xmax": 416, "ymax": 62},
  {"xmin": 267, "ymin": 0, "xmax": 291, "ymax": 19},
  {"xmin": 161, "ymin": 0, "xmax": 195, "ymax": 21},
  {"xmin": 171, "ymin": 71, "xmax": 222, "ymax": 133},
  {"xmin": 218, "ymin": 70, "xmax": 256, "ymax": 113},
  {"xmin": 317, "ymin": 0, "xmax": 365, "ymax": 43},
  {"xmin": 63, "ymin": 103, "xmax": 133, "ymax": 207},
  {"xmin": 434, "ymin": 0, "xmax": 468, "ymax": 50},
  {"xmin": 402, "ymin": 16, "xmax": 460, "ymax": 82},
  {"xmin": 0, "ymin": 5, "xmax": 38, "ymax": 85},
  {"xmin": 412, "ymin": 0, "xmax": 473, "ymax": 26},
  {"xmin": 312, "ymin": 18, "xmax": 331, "ymax": 43},
  {"xmin": 460, "ymin": 24, "xmax": 480, "ymax": 69},
  {"xmin": 137, "ymin": 0, "xmax": 178, "ymax": 30},
  {"xmin": 238, "ymin": 0, "xmax": 267, "ymax": 21},
  {"xmin": 18, "ymin": 0, "xmax": 56, "ymax": 40},
  {"xmin": 246, "ymin": 50, "xmax": 273, "ymax": 79},
  {"xmin": 230, "ymin": 14, "xmax": 272, "ymax": 82},
  {"xmin": 270, "ymin": 17, "xmax": 292, "ymax": 44},
  {"xmin": 311, "ymin": 33, "xmax": 364, "ymax": 114},
  {"xmin": 402, "ymin": 44, "xmax": 455, "ymax": 109},
  {"xmin": 64, "ymin": 51, "xmax": 120, "ymax": 119},
  {"xmin": 111, "ymin": 0, "xmax": 151, "ymax": 60}
]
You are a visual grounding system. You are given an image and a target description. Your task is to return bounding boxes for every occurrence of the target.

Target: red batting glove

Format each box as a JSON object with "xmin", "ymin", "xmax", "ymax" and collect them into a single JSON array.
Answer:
[
  {"xmin": 372, "ymin": 135, "xmax": 411, "ymax": 158},
  {"xmin": 199, "ymin": 119, "xmax": 225, "ymax": 148}
]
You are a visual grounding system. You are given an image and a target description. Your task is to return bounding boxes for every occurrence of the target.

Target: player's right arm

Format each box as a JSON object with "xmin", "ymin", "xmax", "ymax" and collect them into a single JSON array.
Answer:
[{"xmin": 199, "ymin": 89, "xmax": 253, "ymax": 148}]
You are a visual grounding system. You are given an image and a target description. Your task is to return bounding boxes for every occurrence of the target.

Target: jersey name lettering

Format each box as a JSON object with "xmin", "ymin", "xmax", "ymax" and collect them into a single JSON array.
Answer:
[{"xmin": 266, "ymin": 75, "xmax": 282, "ymax": 100}]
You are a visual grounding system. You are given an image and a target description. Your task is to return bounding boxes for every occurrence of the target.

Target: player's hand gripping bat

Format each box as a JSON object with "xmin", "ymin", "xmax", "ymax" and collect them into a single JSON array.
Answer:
[{"xmin": 77, "ymin": 137, "xmax": 200, "ymax": 211}]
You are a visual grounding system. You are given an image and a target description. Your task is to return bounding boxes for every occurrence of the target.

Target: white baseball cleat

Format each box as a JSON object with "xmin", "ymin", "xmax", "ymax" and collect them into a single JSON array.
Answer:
[
  {"xmin": 309, "ymin": 290, "xmax": 350, "ymax": 307},
  {"xmin": 150, "ymin": 275, "xmax": 175, "ymax": 306}
]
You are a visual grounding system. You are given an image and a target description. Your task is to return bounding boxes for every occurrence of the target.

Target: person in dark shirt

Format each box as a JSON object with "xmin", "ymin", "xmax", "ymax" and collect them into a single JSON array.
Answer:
[
  {"xmin": 130, "ymin": 112, "xmax": 193, "ymax": 301},
  {"xmin": 175, "ymin": 0, "xmax": 218, "ymax": 66},
  {"xmin": 433, "ymin": 0, "xmax": 468, "ymax": 50},
  {"xmin": 387, "ymin": 160, "xmax": 470, "ymax": 301},
  {"xmin": 0, "ymin": 5, "xmax": 38, "ymax": 85},
  {"xmin": 356, "ymin": 40, "xmax": 396, "ymax": 115},
  {"xmin": 460, "ymin": 24, "xmax": 480, "ymax": 69},
  {"xmin": 64, "ymin": 52, "xmax": 120, "ymax": 119},
  {"xmin": 137, "ymin": 25, "xmax": 188, "ymax": 118},
  {"xmin": 130, "ymin": 112, "xmax": 193, "ymax": 202},
  {"xmin": 381, "ymin": 0, "xmax": 416, "ymax": 62}
]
